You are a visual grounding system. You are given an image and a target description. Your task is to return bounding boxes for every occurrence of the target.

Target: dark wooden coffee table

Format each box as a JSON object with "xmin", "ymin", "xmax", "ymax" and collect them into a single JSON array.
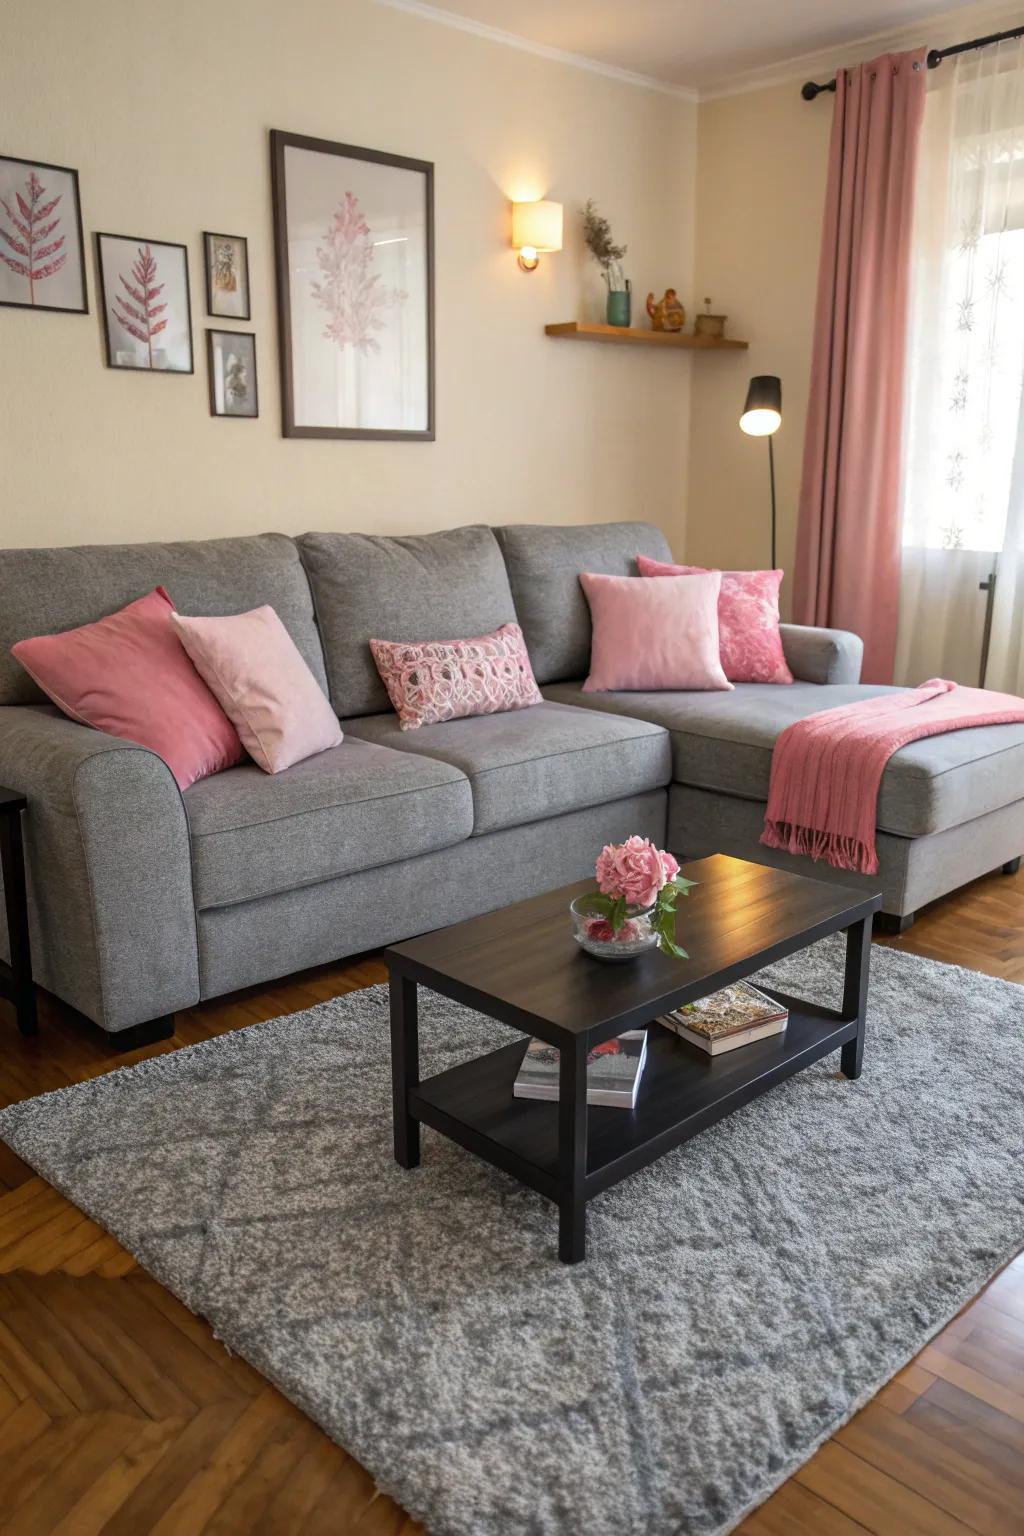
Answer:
[{"xmin": 386, "ymin": 854, "xmax": 881, "ymax": 1263}]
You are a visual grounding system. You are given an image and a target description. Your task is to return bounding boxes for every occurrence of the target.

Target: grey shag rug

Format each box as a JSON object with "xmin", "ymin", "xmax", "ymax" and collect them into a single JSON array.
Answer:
[{"xmin": 2, "ymin": 938, "xmax": 1024, "ymax": 1536}]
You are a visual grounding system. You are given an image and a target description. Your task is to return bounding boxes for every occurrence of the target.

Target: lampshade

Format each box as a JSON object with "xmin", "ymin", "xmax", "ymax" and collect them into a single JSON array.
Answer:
[
  {"xmin": 739, "ymin": 375, "xmax": 782, "ymax": 436},
  {"xmin": 511, "ymin": 200, "xmax": 563, "ymax": 255}
]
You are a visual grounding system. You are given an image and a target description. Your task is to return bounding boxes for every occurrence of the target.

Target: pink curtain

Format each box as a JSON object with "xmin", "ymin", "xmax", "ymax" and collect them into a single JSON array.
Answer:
[{"xmin": 793, "ymin": 49, "xmax": 927, "ymax": 683}]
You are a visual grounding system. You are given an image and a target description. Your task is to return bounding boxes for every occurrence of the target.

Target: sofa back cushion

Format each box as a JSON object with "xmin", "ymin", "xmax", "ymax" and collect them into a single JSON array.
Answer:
[
  {"xmin": 0, "ymin": 533, "xmax": 326, "ymax": 706},
  {"xmin": 494, "ymin": 521, "xmax": 673, "ymax": 683},
  {"xmin": 298, "ymin": 525, "xmax": 518, "ymax": 716}
]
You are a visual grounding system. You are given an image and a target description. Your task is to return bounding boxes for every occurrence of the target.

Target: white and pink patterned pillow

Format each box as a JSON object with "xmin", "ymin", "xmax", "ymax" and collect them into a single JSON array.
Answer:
[
  {"xmin": 636, "ymin": 555, "xmax": 794, "ymax": 685},
  {"xmin": 369, "ymin": 622, "xmax": 543, "ymax": 730}
]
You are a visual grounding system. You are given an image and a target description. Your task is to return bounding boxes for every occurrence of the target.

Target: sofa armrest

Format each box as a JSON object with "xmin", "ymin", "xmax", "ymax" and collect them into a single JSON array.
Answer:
[
  {"xmin": 0, "ymin": 706, "xmax": 200, "ymax": 1033},
  {"xmin": 779, "ymin": 624, "xmax": 864, "ymax": 686}
]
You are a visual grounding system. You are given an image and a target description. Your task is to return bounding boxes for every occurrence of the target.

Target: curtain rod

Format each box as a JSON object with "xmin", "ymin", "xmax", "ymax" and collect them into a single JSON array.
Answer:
[{"xmin": 801, "ymin": 21, "xmax": 1024, "ymax": 99}]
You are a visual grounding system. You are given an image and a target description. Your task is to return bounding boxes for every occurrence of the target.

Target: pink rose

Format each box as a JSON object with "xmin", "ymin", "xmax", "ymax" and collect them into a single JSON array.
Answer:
[
  {"xmin": 595, "ymin": 835, "xmax": 671, "ymax": 909},
  {"xmin": 660, "ymin": 849, "xmax": 680, "ymax": 883}
]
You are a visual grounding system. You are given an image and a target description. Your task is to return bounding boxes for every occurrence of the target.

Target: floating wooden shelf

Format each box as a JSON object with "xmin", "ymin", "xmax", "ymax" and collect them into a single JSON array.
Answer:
[{"xmin": 545, "ymin": 321, "xmax": 748, "ymax": 350}]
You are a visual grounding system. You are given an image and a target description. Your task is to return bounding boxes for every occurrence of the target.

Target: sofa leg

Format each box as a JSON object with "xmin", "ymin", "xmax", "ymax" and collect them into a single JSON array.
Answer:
[
  {"xmin": 874, "ymin": 910, "xmax": 915, "ymax": 936},
  {"xmin": 107, "ymin": 1013, "xmax": 176, "ymax": 1052},
  {"xmin": 1002, "ymin": 857, "xmax": 1021, "ymax": 876}
]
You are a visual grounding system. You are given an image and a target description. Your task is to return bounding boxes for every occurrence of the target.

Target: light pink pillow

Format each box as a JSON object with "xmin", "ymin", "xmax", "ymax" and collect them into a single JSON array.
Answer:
[
  {"xmin": 11, "ymin": 586, "xmax": 243, "ymax": 790},
  {"xmin": 370, "ymin": 622, "xmax": 543, "ymax": 730},
  {"xmin": 579, "ymin": 570, "xmax": 732, "ymax": 693},
  {"xmin": 171, "ymin": 606, "xmax": 343, "ymax": 774},
  {"xmin": 637, "ymin": 554, "xmax": 794, "ymax": 685}
]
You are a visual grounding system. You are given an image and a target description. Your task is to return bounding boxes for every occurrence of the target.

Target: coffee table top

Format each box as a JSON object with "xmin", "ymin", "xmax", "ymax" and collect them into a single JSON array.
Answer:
[{"xmin": 387, "ymin": 853, "xmax": 881, "ymax": 1043}]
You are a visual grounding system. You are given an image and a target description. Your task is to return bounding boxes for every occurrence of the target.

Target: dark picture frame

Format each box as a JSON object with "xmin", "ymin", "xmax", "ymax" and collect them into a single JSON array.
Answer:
[
  {"xmin": 0, "ymin": 152, "xmax": 88, "ymax": 314},
  {"xmin": 270, "ymin": 128, "xmax": 435, "ymax": 441},
  {"xmin": 203, "ymin": 231, "xmax": 250, "ymax": 320},
  {"xmin": 207, "ymin": 328, "xmax": 258, "ymax": 418},
  {"xmin": 96, "ymin": 232, "xmax": 194, "ymax": 373}
]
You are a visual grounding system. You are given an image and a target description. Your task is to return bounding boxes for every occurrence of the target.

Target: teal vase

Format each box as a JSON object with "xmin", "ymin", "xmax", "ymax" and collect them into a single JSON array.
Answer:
[{"xmin": 606, "ymin": 288, "xmax": 631, "ymax": 327}]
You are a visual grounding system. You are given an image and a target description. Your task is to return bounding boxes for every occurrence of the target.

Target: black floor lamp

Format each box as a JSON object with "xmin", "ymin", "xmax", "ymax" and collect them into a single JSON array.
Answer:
[{"xmin": 739, "ymin": 376, "xmax": 782, "ymax": 569}]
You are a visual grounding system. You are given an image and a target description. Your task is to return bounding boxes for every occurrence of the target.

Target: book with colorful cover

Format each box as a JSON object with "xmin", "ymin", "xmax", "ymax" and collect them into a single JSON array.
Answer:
[
  {"xmin": 513, "ymin": 1030, "xmax": 649, "ymax": 1108},
  {"xmin": 659, "ymin": 981, "xmax": 788, "ymax": 1056}
]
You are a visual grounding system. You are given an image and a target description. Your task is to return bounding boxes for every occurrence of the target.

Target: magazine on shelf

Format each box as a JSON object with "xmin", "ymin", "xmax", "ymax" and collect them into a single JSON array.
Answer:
[
  {"xmin": 659, "ymin": 980, "xmax": 788, "ymax": 1056},
  {"xmin": 513, "ymin": 1030, "xmax": 649, "ymax": 1108}
]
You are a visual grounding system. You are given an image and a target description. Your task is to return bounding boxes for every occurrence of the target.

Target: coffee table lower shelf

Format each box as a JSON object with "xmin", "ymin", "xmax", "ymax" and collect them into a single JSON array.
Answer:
[{"xmin": 409, "ymin": 1001, "xmax": 857, "ymax": 1208}]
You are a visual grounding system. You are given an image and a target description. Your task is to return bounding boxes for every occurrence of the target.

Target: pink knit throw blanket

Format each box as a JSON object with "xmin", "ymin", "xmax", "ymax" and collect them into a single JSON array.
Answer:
[{"xmin": 761, "ymin": 678, "xmax": 1024, "ymax": 876}]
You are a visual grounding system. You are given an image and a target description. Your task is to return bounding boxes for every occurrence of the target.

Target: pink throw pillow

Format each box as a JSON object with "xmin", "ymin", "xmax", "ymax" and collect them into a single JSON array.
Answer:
[
  {"xmin": 11, "ymin": 587, "xmax": 243, "ymax": 789},
  {"xmin": 637, "ymin": 554, "xmax": 794, "ymax": 684},
  {"xmin": 579, "ymin": 570, "xmax": 732, "ymax": 693},
  {"xmin": 370, "ymin": 622, "xmax": 543, "ymax": 730},
  {"xmin": 171, "ymin": 606, "xmax": 343, "ymax": 774}
]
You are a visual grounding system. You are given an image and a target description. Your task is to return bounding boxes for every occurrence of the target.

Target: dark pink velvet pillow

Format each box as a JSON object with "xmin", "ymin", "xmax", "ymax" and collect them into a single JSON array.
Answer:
[
  {"xmin": 636, "ymin": 554, "xmax": 794, "ymax": 685},
  {"xmin": 12, "ymin": 586, "xmax": 244, "ymax": 789}
]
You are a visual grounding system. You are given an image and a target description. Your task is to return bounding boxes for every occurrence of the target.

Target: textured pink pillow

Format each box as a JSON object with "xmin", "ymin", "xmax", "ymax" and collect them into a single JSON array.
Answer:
[
  {"xmin": 370, "ymin": 622, "xmax": 543, "ymax": 730},
  {"xmin": 171, "ymin": 606, "xmax": 343, "ymax": 774},
  {"xmin": 11, "ymin": 587, "xmax": 243, "ymax": 789},
  {"xmin": 636, "ymin": 554, "xmax": 794, "ymax": 684},
  {"xmin": 579, "ymin": 570, "xmax": 732, "ymax": 692}
]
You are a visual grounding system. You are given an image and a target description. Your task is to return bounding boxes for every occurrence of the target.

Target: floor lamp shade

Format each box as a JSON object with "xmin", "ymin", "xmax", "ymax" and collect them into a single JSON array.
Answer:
[{"xmin": 740, "ymin": 376, "xmax": 782, "ymax": 437}]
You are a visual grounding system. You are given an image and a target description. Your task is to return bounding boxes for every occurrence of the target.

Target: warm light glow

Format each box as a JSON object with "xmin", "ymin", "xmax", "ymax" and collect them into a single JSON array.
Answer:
[
  {"xmin": 739, "ymin": 407, "xmax": 782, "ymax": 437},
  {"xmin": 511, "ymin": 200, "xmax": 563, "ymax": 265}
]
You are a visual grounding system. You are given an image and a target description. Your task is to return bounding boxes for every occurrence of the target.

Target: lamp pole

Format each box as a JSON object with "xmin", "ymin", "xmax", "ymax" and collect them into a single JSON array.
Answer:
[{"xmin": 768, "ymin": 435, "xmax": 777, "ymax": 570}]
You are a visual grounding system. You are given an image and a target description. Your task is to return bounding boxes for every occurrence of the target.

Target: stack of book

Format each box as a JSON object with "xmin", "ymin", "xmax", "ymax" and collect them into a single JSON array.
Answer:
[
  {"xmin": 659, "ymin": 981, "xmax": 788, "ymax": 1055},
  {"xmin": 513, "ymin": 1030, "xmax": 648, "ymax": 1108}
]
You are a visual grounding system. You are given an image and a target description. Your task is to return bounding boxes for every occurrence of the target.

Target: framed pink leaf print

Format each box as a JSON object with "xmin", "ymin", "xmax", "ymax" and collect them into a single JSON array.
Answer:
[
  {"xmin": 0, "ymin": 153, "xmax": 87, "ymax": 313},
  {"xmin": 270, "ymin": 129, "xmax": 434, "ymax": 441},
  {"xmin": 96, "ymin": 233, "xmax": 193, "ymax": 373}
]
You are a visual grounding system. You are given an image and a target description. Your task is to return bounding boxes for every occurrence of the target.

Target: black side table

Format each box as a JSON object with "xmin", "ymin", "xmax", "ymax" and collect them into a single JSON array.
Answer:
[{"xmin": 0, "ymin": 788, "xmax": 37, "ymax": 1037}]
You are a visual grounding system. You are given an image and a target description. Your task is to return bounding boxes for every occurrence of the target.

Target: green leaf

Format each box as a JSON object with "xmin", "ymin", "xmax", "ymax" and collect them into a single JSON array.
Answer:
[
  {"xmin": 671, "ymin": 876, "xmax": 697, "ymax": 897},
  {"xmin": 586, "ymin": 893, "xmax": 615, "ymax": 917},
  {"xmin": 609, "ymin": 895, "xmax": 627, "ymax": 933},
  {"xmin": 653, "ymin": 902, "xmax": 689, "ymax": 961}
]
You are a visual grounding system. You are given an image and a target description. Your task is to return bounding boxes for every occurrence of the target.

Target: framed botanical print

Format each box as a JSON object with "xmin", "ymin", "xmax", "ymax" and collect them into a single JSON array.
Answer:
[
  {"xmin": 0, "ymin": 153, "xmax": 87, "ymax": 313},
  {"xmin": 270, "ymin": 129, "xmax": 434, "ymax": 440},
  {"xmin": 207, "ymin": 328, "xmax": 258, "ymax": 418},
  {"xmin": 96, "ymin": 233, "xmax": 193, "ymax": 373},
  {"xmin": 203, "ymin": 231, "xmax": 250, "ymax": 319}
]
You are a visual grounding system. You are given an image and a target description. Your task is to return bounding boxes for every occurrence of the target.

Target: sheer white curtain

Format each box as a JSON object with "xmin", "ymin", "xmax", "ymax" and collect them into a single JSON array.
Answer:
[{"xmin": 895, "ymin": 36, "xmax": 1024, "ymax": 688}]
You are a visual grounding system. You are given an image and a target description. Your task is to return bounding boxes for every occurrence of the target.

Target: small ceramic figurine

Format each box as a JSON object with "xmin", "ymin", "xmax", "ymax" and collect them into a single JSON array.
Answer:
[{"xmin": 646, "ymin": 289, "xmax": 686, "ymax": 332}]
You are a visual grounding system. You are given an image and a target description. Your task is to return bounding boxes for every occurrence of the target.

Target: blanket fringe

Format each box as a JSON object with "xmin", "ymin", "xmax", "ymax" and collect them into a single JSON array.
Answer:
[{"xmin": 761, "ymin": 820, "xmax": 879, "ymax": 876}]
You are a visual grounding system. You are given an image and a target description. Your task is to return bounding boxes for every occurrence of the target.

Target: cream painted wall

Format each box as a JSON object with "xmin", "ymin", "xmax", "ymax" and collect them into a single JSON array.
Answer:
[
  {"xmin": 0, "ymin": 0, "xmax": 696, "ymax": 550},
  {"xmin": 686, "ymin": 83, "xmax": 831, "ymax": 605}
]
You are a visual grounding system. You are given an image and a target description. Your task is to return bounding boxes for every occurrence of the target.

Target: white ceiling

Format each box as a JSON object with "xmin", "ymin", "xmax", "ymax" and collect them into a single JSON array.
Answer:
[{"xmin": 384, "ymin": 0, "xmax": 979, "ymax": 93}]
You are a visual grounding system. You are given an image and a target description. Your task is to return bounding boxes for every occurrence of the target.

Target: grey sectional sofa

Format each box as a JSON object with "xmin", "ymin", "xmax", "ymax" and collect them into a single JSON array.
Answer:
[{"xmin": 0, "ymin": 520, "xmax": 1021, "ymax": 1043}]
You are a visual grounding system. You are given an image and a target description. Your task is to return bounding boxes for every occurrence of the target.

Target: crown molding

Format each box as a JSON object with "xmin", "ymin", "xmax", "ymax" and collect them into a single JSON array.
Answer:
[
  {"xmin": 372, "ymin": 0, "xmax": 699, "ymax": 101},
  {"xmin": 698, "ymin": 0, "xmax": 1024, "ymax": 101}
]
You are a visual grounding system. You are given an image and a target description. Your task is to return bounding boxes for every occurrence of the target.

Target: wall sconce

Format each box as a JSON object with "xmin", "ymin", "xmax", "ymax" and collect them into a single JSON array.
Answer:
[{"xmin": 511, "ymin": 199, "xmax": 563, "ymax": 272}]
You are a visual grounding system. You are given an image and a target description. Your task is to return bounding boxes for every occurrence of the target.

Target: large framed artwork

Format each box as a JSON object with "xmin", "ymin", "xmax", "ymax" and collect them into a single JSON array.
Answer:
[
  {"xmin": 0, "ymin": 153, "xmax": 87, "ymax": 314},
  {"xmin": 96, "ymin": 233, "xmax": 193, "ymax": 373},
  {"xmin": 270, "ymin": 129, "xmax": 434, "ymax": 440}
]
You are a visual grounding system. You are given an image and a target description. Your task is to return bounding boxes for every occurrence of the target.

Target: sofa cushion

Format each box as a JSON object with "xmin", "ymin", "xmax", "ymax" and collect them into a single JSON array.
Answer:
[
  {"xmin": 343, "ymin": 700, "xmax": 671, "ymax": 836},
  {"xmin": 185, "ymin": 737, "xmax": 473, "ymax": 908},
  {"xmin": 0, "ymin": 533, "xmax": 326, "ymax": 707},
  {"xmin": 542, "ymin": 680, "xmax": 1024, "ymax": 839},
  {"xmin": 298, "ymin": 526, "xmax": 518, "ymax": 718},
  {"xmin": 493, "ymin": 521, "xmax": 673, "ymax": 685}
]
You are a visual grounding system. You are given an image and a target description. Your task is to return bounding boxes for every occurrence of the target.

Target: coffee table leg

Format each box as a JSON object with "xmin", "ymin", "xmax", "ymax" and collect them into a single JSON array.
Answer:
[
  {"xmin": 840, "ymin": 916, "xmax": 871, "ymax": 1080},
  {"xmin": 389, "ymin": 972, "xmax": 420, "ymax": 1169},
  {"xmin": 558, "ymin": 1036, "xmax": 588, "ymax": 1263}
]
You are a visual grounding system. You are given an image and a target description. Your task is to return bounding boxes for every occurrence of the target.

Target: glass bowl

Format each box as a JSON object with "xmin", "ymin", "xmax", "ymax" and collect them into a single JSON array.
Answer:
[{"xmin": 570, "ymin": 893, "xmax": 659, "ymax": 961}]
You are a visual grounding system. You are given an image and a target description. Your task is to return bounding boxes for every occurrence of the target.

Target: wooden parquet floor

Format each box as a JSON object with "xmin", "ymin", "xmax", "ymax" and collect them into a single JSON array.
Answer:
[{"xmin": 0, "ymin": 870, "xmax": 1022, "ymax": 1534}]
